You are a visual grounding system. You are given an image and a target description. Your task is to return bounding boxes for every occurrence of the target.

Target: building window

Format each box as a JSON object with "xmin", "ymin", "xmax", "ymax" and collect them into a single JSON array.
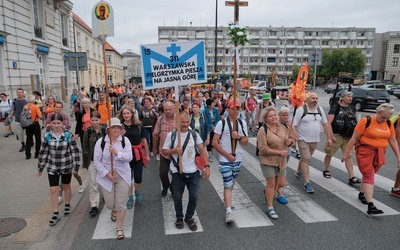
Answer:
[
  {"xmin": 60, "ymin": 13, "xmax": 68, "ymax": 46},
  {"xmin": 392, "ymin": 57, "xmax": 398, "ymax": 66},
  {"xmin": 305, "ymin": 31, "xmax": 312, "ymax": 36},
  {"xmin": 394, "ymin": 44, "xmax": 400, "ymax": 53},
  {"xmin": 33, "ymin": 0, "xmax": 43, "ymax": 38},
  {"xmin": 106, "ymin": 55, "xmax": 111, "ymax": 63}
]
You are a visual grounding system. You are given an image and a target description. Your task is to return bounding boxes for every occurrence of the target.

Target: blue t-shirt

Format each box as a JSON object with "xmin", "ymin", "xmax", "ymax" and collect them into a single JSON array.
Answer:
[{"xmin": 13, "ymin": 98, "xmax": 27, "ymax": 123}]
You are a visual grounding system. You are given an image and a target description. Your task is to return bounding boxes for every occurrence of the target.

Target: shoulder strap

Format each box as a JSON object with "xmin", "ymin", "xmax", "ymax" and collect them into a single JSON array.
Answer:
[
  {"xmin": 221, "ymin": 118, "xmax": 226, "ymax": 135},
  {"xmin": 237, "ymin": 118, "xmax": 247, "ymax": 136},
  {"xmin": 64, "ymin": 131, "xmax": 71, "ymax": 143},
  {"xmin": 263, "ymin": 123, "xmax": 268, "ymax": 135},
  {"xmin": 365, "ymin": 116, "xmax": 371, "ymax": 129},
  {"xmin": 100, "ymin": 136, "xmax": 106, "ymax": 151},
  {"xmin": 301, "ymin": 105, "xmax": 308, "ymax": 119}
]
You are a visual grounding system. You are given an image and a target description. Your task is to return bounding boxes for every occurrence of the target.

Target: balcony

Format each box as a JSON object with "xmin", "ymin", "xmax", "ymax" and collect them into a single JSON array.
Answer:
[
  {"xmin": 34, "ymin": 26, "xmax": 43, "ymax": 39},
  {"xmin": 62, "ymin": 38, "xmax": 68, "ymax": 47}
]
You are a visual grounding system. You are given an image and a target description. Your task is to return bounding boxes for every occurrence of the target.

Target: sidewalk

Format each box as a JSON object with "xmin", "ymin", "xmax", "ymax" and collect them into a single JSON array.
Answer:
[{"xmin": 0, "ymin": 111, "xmax": 87, "ymax": 249}]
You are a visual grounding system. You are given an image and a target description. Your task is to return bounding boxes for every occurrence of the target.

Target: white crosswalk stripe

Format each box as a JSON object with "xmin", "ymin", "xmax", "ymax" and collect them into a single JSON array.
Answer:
[
  {"xmin": 91, "ymin": 139, "xmax": 399, "ymax": 238},
  {"xmin": 242, "ymin": 150, "xmax": 338, "ymax": 223},
  {"xmin": 162, "ymin": 186, "xmax": 204, "ymax": 235},
  {"xmin": 92, "ymin": 206, "xmax": 134, "ymax": 239},
  {"xmin": 208, "ymin": 160, "xmax": 274, "ymax": 227}
]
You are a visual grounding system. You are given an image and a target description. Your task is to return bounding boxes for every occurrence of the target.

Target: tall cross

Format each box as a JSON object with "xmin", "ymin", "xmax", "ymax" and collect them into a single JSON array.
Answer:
[{"xmin": 225, "ymin": 0, "xmax": 248, "ymax": 24}]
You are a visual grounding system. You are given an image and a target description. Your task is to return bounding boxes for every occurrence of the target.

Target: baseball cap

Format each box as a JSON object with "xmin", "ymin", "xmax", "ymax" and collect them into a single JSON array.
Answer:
[
  {"xmin": 108, "ymin": 117, "xmax": 122, "ymax": 128},
  {"xmin": 262, "ymin": 93, "xmax": 271, "ymax": 100},
  {"xmin": 340, "ymin": 90, "xmax": 353, "ymax": 98},
  {"xmin": 227, "ymin": 99, "xmax": 241, "ymax": 108}
]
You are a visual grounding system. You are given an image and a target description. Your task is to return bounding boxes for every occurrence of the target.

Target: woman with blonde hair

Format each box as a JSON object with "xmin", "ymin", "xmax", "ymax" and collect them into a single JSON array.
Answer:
[
  {"xmin": 257, "ymin": 106, "xmax": 294, "ymax": 219},
  {"xmin": 118, "ymin": 105, "xmax": 150, "ymax": 208},
  {"xmin": 342, "ymin": 103, "xmax": 400, "ymax": 215}
]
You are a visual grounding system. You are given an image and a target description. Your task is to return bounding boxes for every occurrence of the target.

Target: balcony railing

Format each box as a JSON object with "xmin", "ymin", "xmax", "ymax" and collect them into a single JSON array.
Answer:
[{"xmin": 34, "ymin": 26, "xmax": 43, "ymax": 39}]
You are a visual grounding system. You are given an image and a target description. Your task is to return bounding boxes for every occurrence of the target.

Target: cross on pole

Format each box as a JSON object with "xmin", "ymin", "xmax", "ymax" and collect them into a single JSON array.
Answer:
[{"xmin": 225, "ymin": 0, "xmax": 248, "ymax": 155}]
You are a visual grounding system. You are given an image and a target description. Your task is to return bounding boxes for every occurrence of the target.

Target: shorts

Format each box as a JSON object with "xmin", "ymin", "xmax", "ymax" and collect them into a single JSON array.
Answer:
[
  {"xmin": 48, "ymin": 172, "xmax": 72, "ymax": 187},
  {"xmin": 219, "ymin": 161, "xmax": 242, "ymax": 189},
  {"xmin": 324, "ymin": 135, "xmax": 353, "ymax": 156},
  {"xmin": 261, "ymin": 164, "xmax": 286, "ymax": 178},
  {"xmin": 298, "ymin": 140, "xmax": 318, "ymax": 161}
]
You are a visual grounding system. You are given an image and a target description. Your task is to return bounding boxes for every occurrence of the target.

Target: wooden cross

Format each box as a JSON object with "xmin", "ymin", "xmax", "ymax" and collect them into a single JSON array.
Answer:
[
  {"xmin": 225, "ymin": 0, "xmax": 248, "ymax": 155},
  {"xmin": 225, "ymin": 0, "xmax": 248, "ymax": 24}
]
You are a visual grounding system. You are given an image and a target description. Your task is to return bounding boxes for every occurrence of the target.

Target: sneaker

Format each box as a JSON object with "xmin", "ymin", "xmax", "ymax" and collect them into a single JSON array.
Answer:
[
  {"xmin": 156, "ymin": 154, "xmax": 160, "ymax": 161},
  {"xmin": 150, "ymin": 152, "xmax": 154, "ymax": 157},
  {"xmin": 295, "ymin": 172, "xmax": 304, "ymax": 181},
  {"xmin": 303, "ymin": 183, "xmax": 315, "ymax": 193},
  {"xmin": 4, "ymin": 133, "xmax": 9, "ymax": 137},
  {"xmin": 276, "ymin": 195, "xmax": 288, "ymax": 204},
  {"xmin": 295, "ymin": 153, "xmax": 301, "ymax": 159},
  {"xmin": 225, "ymin": 212, "xmax": 234, "ymax": 224},
  {"xmin": 58, "ymin": 196, "xmax": 62, "ymax": 204},
  {"xmin": 78, "ymin": 185, "xmax": 85, "ymax": 193},
  {"xmin": 267, "ymin": 208, "xmax": 279, "ymax": 219},
  {"xmin": 390, "ymin": 188, "xmax": 400, "ymax": 198},
  {"xmin": 208, "ymin": 155, "xmax": 213, "ymax": 163},
  {"xmin": 9, "ymin": 131, "xmax": 14, "ymax": 135},
  {"xmin": 89, "ymin": 207, "xmax": 99, "ymax": 216},
  {"xmin": 135, "ymin": 191, "xmax": 143, "ymax": 206}
]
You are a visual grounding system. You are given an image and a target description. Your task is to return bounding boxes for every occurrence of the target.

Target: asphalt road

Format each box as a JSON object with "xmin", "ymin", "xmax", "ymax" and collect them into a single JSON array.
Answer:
[{"xmin": 59, "ymin": 90, "xmax": 400, "ymax": 250}]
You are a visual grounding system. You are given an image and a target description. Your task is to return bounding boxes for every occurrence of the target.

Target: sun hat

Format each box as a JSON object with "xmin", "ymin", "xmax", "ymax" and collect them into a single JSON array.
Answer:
[
  {"xmin": 108, "ymin": 117, "xmax": 122, "ymax": 128},
  {"xmin": 262, "ymin": 93, "xmax": 271, "ymax": 100}
]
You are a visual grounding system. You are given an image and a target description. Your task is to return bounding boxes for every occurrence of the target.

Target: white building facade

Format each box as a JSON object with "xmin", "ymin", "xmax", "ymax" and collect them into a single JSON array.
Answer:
[
  {"xmin": 0, "ymin": 0, "xmax": 74, "ymax": 101},
  {"xmin": 158, "ymin": 26, "xmax": 375, "ymax": 83}
]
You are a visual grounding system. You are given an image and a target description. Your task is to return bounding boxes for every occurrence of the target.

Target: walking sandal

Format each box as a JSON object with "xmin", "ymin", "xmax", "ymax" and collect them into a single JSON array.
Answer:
[
  {"xmin": 116, "ymin": 228, "xmax": 124, "ymax": 240},
  {"xmin": 111, "ymin": 210, "xmax": 117, "ymax": 222},
  {"xmin": 49, "ymin": 214, "xmax": 60, "ymax": 226}
]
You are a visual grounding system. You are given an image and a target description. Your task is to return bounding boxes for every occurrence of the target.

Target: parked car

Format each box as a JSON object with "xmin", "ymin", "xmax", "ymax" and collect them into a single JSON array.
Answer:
[
  {"xmin": 324, "ymin": 84, "xmax": 349, "ymax": 94},
  {"xmin": 358, "ymin": 80, "xmax": 386, "ymax": 89},
  {"xmin": 386, "ymin": 85, "xmax": 397, "ymax": 95},
  {"xmin": 392, "ymin": 86, "xmax": 400, "ymax": 98},
  {"xmin": 329, "ymin": 87, "xmax": 390, "ymax": 111}
]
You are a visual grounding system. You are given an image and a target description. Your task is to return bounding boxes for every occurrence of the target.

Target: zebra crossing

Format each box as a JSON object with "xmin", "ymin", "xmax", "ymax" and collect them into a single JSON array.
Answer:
[{"xmin": 90, "ymin": 139, "xmax": 400, "ymax": 239}]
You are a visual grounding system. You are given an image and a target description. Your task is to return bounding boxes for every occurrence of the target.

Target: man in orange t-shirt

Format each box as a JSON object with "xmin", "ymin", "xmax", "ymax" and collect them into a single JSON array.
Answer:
[
  {"xmin": 94, "ymin": 91, "xmax": 112, "ymax": 128},
  {"xmin": 24, "ymin": 94, "xmax": 43, "ymax": 160}
]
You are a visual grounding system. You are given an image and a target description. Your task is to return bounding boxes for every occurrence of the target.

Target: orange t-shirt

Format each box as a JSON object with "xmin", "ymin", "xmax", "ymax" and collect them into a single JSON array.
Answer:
[
  {"xmin": 45, "ymin": 103, "xmax": 55, "ymax": 115},
  {"xmin": 25, "ymin": 104, "xmax": 41, "ymax": 122},
  {"xmin": 355, "ymin": 116, "xmax": 394, "ymax": 148},
  {"xmin": 95, "ymin": 101, "xmax": 112, "ymax": 124}
]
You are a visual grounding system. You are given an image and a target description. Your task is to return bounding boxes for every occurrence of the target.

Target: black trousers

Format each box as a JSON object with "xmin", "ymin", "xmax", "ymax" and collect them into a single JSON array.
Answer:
[{"xmin": 25, "ymin": 122, "xmax": 41, "ymax": 157}]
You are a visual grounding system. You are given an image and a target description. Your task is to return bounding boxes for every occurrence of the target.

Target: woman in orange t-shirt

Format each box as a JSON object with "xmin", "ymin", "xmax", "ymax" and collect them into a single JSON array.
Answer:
[
  {"xmin": 342, "ymin": 103, "xmax": 400, "ymax": 215},
  {"xmin": 44, "ymin": 95, "xmax": 56, "ymax": 125}
]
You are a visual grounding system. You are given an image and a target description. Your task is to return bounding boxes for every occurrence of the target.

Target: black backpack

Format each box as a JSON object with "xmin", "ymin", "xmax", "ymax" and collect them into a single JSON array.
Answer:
[
  {"xmin": 100, "ymin": 135, "xmax": 126, "ymax": 151},
  {"xmin": 331, "ymin": 104, "xmax": 357, "ymax": 138}
]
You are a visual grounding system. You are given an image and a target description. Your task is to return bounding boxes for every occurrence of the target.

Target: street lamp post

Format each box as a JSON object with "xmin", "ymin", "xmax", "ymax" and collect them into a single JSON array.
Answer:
[{"xmin": 214, "ymin": 0, "xmax": 218, "ymax": 85}]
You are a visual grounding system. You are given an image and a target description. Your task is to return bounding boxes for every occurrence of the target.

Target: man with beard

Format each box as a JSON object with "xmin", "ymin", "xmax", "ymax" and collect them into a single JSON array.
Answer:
[{"xmin": 293, "ymin": 92, "xmax": 332, "ymax": 193}]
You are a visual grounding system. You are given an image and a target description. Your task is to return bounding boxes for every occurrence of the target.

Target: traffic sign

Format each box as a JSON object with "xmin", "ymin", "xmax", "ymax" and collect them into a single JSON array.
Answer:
[
  {"xmin": 140, "ymin": 41, "xmax": 206, "ymax": 90},
  {"xmin": 68, "ymin": 52, "xmax": 88, "ymax": 71},
  {"xmin": 92, "ymin": 1, "xmax": 114, "ymax": 37}
]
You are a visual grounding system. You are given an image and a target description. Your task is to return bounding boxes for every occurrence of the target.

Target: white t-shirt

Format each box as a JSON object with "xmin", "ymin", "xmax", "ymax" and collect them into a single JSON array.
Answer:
[
  {"xmin": 0, "ymin": 99, "xmax": 12, "ymax": 114},
  {"xmin": 163, "ymin": 130, "xmax": 203, "ymax": 174},
  {"xmin": 214, "ymin": 118, "xmax": 248, "ymax": 162},
  {"xmin": 293, "ymin": 105, "xmax": 327, "ymax": 143}
]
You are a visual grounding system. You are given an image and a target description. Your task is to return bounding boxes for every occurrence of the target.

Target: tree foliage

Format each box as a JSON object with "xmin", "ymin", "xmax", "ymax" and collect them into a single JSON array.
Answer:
[{"xmin": 320, "ymin": 48, "xmax": 366, "ymax": 77}]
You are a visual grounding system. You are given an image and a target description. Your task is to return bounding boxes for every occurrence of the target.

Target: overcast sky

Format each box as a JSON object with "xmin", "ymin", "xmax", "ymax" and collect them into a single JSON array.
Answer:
[{"xmin": 72, "ymin": 0, "xmax": 400, "ymax": 55}]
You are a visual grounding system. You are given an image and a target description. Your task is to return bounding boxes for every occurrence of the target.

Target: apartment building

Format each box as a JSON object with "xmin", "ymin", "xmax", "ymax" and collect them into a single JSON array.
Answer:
[
  {"xmin": 0, "ymin": 0, "xmax": 74, "ymax": 100},
  {"xmin": 378, "ymin": 32, "xmax": 400, "ymax": 82},
  {"xmin": 158, "ymin": 26, "xmax": 375, "ymax": 83}
]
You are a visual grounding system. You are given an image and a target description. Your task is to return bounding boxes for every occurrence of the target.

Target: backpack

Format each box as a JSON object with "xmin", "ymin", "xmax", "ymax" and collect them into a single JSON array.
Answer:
[
  {"xmin": 365, "ymin": 116, "xmax": 391, "ymax": 129},
  {"xmin": 45, "ymin": 130, "xmax": 71, "ymax": 143},
  {"xmin": 100, "ymin": 135, "xmax": 126, "ymax": 152},
  {"xmin": 170, "ymin": 129, "xmax": 198, "ymax": 171},
  {"xmin": 220, "ymin": 117, "xmax": 247, "ymax": 136},
  {"xmin": 256, "ymin": 122, "xmax": 288, "ymax": 156},
  {"xmin": 20, "ymin": 105, "xmax": 34, "ymax": 129},
  {"xmin": 300, "ymin": 104, "xmax": 322, "ymax": 120},
  {"xmin": 331, "ymin": 104, "xmax": 357, "ymax": 138}
]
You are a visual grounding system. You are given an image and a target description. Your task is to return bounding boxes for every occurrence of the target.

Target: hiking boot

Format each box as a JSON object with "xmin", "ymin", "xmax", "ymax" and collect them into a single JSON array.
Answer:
[
  {"xmin": 303, "ymin": 183, "xmax": 315, "ymax": 193},
  {"xmin": 225, "ymin": 212, "xmax": 234, "ymax": 224}
]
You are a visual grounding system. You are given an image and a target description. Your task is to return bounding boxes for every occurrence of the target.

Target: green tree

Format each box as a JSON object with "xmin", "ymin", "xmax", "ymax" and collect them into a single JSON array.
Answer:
[
  {"xmin": 240, "ymin": 72, "xmax": 253, "ymax": 79},
  {"xmin": 320, "ymin": 48, "xmax": 366, "ymax": 77}
]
